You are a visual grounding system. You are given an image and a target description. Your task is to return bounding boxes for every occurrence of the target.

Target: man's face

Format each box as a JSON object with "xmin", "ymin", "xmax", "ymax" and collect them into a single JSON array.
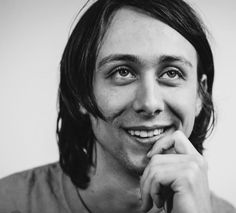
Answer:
[{"xmin": 89, "ymin": 7, "xmax": 202, "ymax": 175}]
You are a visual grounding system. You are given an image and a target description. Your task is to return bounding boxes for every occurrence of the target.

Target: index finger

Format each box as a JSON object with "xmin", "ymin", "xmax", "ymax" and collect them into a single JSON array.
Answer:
[{"xmin": 147, "ymin": 130, "xmax": 198, "ymax": 157}]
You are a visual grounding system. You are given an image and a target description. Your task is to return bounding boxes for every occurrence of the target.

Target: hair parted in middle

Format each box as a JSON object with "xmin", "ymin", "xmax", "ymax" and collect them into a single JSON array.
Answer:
[{"xmin": 57, "ymin": 0, "xmax": 215, "ymax": 189}]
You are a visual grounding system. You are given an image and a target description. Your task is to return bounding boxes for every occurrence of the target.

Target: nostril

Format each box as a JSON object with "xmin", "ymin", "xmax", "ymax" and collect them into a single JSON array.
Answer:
[
  {"xmin": 135, "ymin": 108, "xmax": 162, "ymax": 118},
  {"xmin": 133, "ymin": 95, "xmax": 164, "ymax": 113}
]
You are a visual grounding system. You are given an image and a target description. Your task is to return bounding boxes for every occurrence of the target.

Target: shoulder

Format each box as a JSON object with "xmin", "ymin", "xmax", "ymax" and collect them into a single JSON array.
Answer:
[
  {"xmin": 0, "ymin": 162, "xmax": 61, "ymax": 182},
  {"xmin": 0, "ymin": 162, "xmax": 62, "ymax": 196},
  {"xmin": 0, "ymin": 162, "xmax": 71, "ymax": 213},
  {"xmin": 211, "ymin": 192, "xmax": 236, "ymax": 213}
]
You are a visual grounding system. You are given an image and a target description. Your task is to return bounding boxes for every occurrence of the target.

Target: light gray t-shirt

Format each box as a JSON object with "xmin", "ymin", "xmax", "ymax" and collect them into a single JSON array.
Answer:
[{"xmin": 0, "ymin": 162, "xmax": 235, "ymax": 213}]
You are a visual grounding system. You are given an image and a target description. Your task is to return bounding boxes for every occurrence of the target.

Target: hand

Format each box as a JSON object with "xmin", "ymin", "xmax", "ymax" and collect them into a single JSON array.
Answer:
[{"xmin": 140, "ymin": 130, "xmax": 212, "ymax": 213}]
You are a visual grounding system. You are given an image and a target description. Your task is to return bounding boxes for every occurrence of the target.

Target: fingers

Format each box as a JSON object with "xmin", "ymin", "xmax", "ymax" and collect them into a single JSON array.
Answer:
[
  {"xmin": 140, "ymin": 156, "xmax": 208, "ymax": 212},
  {"xmin": 140, "ymin": 172, "xmax": 156, "ymax": 212},
  {"xmin": 140, "ymin": 166, "xmax": 161, "ymax": 212},
  {"xmin": 140, "ymin": 162, "xmax": 178, "ymax": 212},
  {"xmin": 147, "ymin": 130, "xmax": 198, "ymax": 157},
  {"xmin": 140, "ymin": 130, "xmax": 207, "ymax": 212}
]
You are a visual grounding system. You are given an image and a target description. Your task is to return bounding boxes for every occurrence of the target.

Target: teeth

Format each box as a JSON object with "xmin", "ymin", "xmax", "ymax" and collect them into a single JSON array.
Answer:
[
  {"xmin": 154, "ymin": 129, "xmax": 164, "ymax": 136},
  {"xmin": 130, "ymin": 130, "xmax": 134, "ymax": 136},
  {"xmin": 148, "ymin": 131, "xmax": 154, "ymax": 137},
  {"xmin": 140, "ymin": 131, "xmax": 148, "ymax": 137},
  {"xmin": 154, "ymin": 129, "xmax": 158, "ymax": 135},
  {"xmin": 128, "ymin": 128, "xmax": 165, "ymax": 138}
]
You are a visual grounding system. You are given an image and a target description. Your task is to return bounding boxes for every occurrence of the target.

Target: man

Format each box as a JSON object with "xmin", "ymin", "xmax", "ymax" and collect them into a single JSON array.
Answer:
[{"xmin": 0, "ymin": 0, "xmax": 235, "ymax": 212}]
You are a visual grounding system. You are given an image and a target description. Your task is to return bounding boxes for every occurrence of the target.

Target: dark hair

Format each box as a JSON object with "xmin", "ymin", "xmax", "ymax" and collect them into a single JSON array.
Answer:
[{"xmin": 57, "ymin": 0, "xmax": 215, "ymax": 189}]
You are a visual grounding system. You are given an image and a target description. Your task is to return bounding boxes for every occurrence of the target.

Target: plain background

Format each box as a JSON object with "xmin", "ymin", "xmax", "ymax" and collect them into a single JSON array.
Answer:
[{"xmin": 0, "ymin": 0, "xmax": 236, "ymax": 207}]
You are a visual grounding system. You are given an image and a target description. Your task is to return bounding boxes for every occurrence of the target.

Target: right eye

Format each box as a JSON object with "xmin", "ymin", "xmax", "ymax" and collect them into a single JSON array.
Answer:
[{"xmin": 110, "ymin": 66, "xmax": 136, "ymax": 85}]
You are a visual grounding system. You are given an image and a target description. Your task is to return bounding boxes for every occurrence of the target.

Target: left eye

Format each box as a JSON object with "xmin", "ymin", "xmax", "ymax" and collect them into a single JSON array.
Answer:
[
  {"xmin": 161, "ymin": 69, "xmax": 183, "ymax": 79},
  {"xmin": 117, "ymin": 68, "xmax": 132, "ymax": 77}
]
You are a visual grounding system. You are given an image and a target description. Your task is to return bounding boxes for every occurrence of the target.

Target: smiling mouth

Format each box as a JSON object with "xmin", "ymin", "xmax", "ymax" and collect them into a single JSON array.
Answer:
[
  {"xmin": 124, "ymin": 126, "xmax": 172, "ymax": 144},
  {"xmin": 128, "ymin": 128, "xmax": 164, "ymax": 138}
]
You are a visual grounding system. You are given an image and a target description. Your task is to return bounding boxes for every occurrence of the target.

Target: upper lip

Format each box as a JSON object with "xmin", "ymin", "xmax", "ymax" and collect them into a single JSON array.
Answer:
[{"xmin": 123, "ymin": 125, "xmax": 171, "ymax": 131}]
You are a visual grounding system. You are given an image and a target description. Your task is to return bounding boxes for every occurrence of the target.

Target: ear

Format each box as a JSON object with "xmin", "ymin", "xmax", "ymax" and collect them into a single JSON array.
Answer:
[
  {"xmin": 79, "ymin": 104, "xmax": 88, "ymax": 115},
  {"xmin": 195, "ymin": 74, "xmax": 208, "ymax": 117}
]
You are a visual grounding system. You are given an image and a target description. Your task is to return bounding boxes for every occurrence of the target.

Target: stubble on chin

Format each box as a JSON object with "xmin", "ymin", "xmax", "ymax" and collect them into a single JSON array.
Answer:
[{"xmin": 120, "ymin": 152, "xmax": 150, "ymax": 178}]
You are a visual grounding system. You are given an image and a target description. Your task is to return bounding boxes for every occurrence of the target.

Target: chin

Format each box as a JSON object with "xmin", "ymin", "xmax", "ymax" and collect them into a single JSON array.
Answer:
[{"xmin": 124, "ymin": 155, "xmax": 150, "ymax": 177}]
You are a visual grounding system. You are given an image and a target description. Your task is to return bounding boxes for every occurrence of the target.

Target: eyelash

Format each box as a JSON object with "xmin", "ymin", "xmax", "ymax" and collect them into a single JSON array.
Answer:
[
  {"xmin": 108, "ymin": 66, "xmax": 136, "ymax": 84},
  {"xmin": 107, "ymin": 66, "xmax": 184, "ymax": 85},
  {"xmin": 160, "ymin": 68, "xmax": 184, "ymax": 80},
  {"xmin": 114, "ymin": 66, "xmax": 134, "ymax": 77}
]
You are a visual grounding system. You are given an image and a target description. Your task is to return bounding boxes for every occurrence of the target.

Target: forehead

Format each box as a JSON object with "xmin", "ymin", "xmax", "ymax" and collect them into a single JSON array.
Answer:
[{"xmin": 97, "ymin": 7, "xmax": 197, "ymax": 67}]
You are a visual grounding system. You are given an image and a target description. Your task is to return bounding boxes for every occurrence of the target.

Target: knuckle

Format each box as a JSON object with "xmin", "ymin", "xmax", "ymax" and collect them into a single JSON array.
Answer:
[
  {"xmin": 149, "ymin": 165, "xmax": 162, "ymax": 179},
  {"xmin": 149, "ymin": 168, "xmax": 157, "ymax": 178},
  {"xmin": 192, "ymin": 155, "xmax": 208, "ymax": 171},
  {"xmin": 153, "ymin": 171, "xmax": 162, "ymax": 182},
  {"xmin": 148, "ymin": 165, "xmax": 163, "ymax": 181},
  {"xmin": 149, "ymin": 155, "xmax": 159, "ymax": 166},
  {"xmin": 182, "ymin": 156, "xmax": 208, "ymax": 187},
  {"xmin": 183, "ymin": 167, "xmax": 197, "ymax": 186},
  {"xmin": 188, "ymin": 160, "xmax": 199, "ymax": 173},
  {"xmin": 174, "ymin": 130, "xmax": 184, "ymax": 139},
  {"xmin": 182, "ymin": 161, "xmax": 199, "ymax": 182}
]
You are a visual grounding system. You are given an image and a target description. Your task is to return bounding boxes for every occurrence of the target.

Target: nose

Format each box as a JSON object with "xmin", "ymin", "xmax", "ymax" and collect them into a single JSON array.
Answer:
[{"xmin": 132, "ymin": 76, "xmax": 164, "ymax": 117}]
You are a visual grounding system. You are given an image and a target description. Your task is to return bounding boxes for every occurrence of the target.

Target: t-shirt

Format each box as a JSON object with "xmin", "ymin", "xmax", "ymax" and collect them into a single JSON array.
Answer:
[{"xmin": 0, "ymin": 162, "xmax": 235, "ymax": 213}]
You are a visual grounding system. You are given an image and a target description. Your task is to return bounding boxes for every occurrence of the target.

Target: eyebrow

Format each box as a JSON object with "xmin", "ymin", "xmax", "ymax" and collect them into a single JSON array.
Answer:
[
  {"xmin": 159, "ymin": 55, "xmax": 193, "ymax": 68},
  {"xmin": 97, "ymin": 54, "xmax": 193, "ymax": 69},
  {"xmin": 97, "ymin": 54, "xmax": 142, "ymax": 68}
]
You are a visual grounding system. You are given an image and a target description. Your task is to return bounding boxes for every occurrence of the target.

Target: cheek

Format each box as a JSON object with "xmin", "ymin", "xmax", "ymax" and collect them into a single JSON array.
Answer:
[
  {"xmin": 180, "ymin": 101, "xmax": 197, "ymax": 137},
  {"xmin": 165, "ymin": 87, "xmax": 199, "ymax": 136},
  {"xmin": 94, "ymin": 84, "xmax": 135, "ymax": 117}
]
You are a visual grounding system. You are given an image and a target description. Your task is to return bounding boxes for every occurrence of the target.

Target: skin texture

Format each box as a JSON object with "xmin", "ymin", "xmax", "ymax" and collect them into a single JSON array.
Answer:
[{"xmin": 81, "ymin": 7, "xmax": 211, "ymax": 213}]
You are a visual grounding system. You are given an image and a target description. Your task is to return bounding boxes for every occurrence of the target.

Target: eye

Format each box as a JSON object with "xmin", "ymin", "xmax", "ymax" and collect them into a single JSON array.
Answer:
[
  {"xmin": 117, "ymin": 67, "xmax": 131, "ymax": 77},
  {"xmin": 110, "ymin": 66, "xmax": 136, "ymax": 85},
  {"xmin": 160, "ymin": 68, "xmax": 183, "ymax": 80}
]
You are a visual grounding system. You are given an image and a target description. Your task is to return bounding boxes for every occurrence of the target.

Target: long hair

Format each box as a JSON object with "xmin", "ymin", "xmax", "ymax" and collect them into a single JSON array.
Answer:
[{"xmin": 57, "ymin": 0, "xmax": 215, "ymax": 189}]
